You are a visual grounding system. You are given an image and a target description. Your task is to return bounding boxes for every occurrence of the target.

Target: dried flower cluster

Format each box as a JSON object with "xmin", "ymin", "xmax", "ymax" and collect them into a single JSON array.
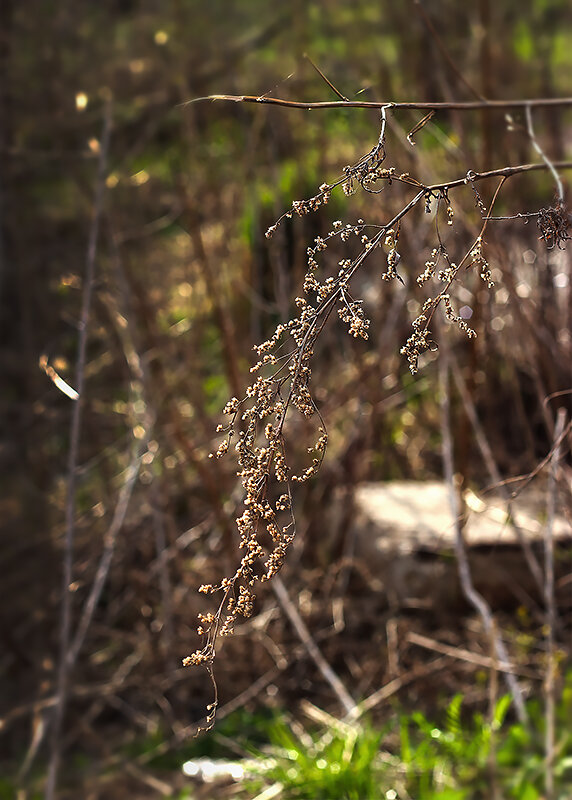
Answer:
[
  {"xmin": 186, "ymin": 106, "xmax": 569, "ymax": 727},
  {"xmin": 537, "ymin": 202, "xmax": 571, "ymax": 249}
]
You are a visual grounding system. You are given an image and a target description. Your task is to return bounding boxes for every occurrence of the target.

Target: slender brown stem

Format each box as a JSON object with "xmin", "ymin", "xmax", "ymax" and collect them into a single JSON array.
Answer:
[
  {"xmin": 45, "ymin": 101, "xmax": 112, "ymax": 800},
  {"xmin": 426, "ymin": 161, "xmax": 572, "ymax": 192},
  {"xmin": 544, "ymin": 408, "xmax": 566, "ymax": 799},
  {"xmin": 186, "ymin": 94, "xmax": 572, "ymax": 112},
  {"xmin": 414, "ymin": 0, "xmax": 486, "ymax": 102},
  {"xmin": 304, "ymin": 53, "xmax": 348, "ymax": 101}
]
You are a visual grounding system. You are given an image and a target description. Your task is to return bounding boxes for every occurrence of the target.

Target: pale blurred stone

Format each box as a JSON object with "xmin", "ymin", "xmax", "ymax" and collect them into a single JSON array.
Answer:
[{"xmin": 348, "ymin": 481, "xmax": 571, "ymax": 608}]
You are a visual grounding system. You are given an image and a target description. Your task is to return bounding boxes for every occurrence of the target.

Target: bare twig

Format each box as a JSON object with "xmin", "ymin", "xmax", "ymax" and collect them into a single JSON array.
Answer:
[
  {"xmin": 45, "ymin": 100, "xmax": 112, "ymax": 800},
  {"xmin": 123, "ymin": 763, "xmax": 174, "ymax": 796},
  {"xmin": 304, "ymin": 53, "xmax": 348, "ymax": 101},
  {"xmin": 151, "ymin": 481, "xmax": 175, "ymax": 661},
  {"xmin": 69, "ymin": 267, "xmax": 155, "ymax": 664},
  {"xmin": 70, "ymin": 439, "xmax": 149, "ymax": 664},
  {"xmin": 489, "ymin": 417, "xmax": 572, "ymax": 500},
  {"xmin": 544, "ymin": 408, "xmax": 566, "ymax": 799},
  {"xmin": 525, "ymin": 104, "xmax": 564, "ymax": 203},
  {"xmin": 440, "ymin": 344, "xmax": 527, "ymax": 722},
  {"xmin": 425, "ymin": 161, "xmax": 572, "ymax": 192},
  {"xmin": 348, "ymin": 657, "xmax": 449, "ymax": 720},
  {"xmin": 185, "ymin": 95, "xmax": 572, "ymax": 112},
  {"xmin": 23, "ymin": 229, "xmax": 154, "ymax": 784},
  {"xmin": 406, "ymin": 631, "xmax": 538, "ymax": 679},
  {"xmin": 406, "ymin": 111, "xmax": 435, "ymax": 146},
  {"xmin": 272, "ymin": 576, "xmax": 356, "ymax": 716},
  {"xmin": 3, "ymin": 652, "xmax": 143, "ymax": 732},
  {"xmin": 450, "ymin": 355, "xmax": 544, "ymax": 593},
  {"xmin": 386, "ymin": 618, "xmax": 400, "ymax": 678}
]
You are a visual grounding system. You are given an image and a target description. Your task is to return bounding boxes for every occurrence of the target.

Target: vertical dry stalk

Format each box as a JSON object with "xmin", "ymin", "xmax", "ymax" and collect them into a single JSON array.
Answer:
[
  {"xmin": 450, "ymin": 355, "xmax": 544, "ymax": 593},
  {"xmin": 70, "ymin": 438, "xmax": 150, "ymax": 665},
  {"xmin": 544, "ymin": 407, "xmax": 567, "ymax": 799},
  {"xmin": 151, "ymin": 481, "xmax": 175, "ymax": 662},
  {"xmin": 45, "ymin": 101, "xmax": 112, "ymax": 800},
  {"xmin": 439, "ymin": 341, "xmax": 527, "ymax": 723}
]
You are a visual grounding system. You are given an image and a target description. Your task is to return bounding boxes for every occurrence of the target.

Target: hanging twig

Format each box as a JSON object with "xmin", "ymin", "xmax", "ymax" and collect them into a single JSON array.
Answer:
[{"xmin": 406, "ymin": 110, "xmax": 435, "ymax": 146}]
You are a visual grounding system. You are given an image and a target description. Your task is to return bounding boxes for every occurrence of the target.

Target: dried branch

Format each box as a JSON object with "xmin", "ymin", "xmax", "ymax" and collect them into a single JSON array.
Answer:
[
  {"xmin": 151, "ymin": 481, "xmax": 175, "ymax": 661},
  {"xmin": 491, "ymin": 417, "xmax": 572, "ymax": 500}
]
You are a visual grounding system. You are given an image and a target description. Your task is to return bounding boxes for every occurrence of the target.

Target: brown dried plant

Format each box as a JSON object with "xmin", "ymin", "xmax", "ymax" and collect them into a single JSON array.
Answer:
[{"xmin": 184, "ymin": 98, "xmax": 572, "ymax": 729}]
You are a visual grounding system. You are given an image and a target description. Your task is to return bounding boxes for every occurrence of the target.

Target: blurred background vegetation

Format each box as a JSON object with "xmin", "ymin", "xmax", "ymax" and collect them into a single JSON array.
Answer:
[{"xmin": 1, "ymin": 0, "xmax": 571, "ymax": 797}]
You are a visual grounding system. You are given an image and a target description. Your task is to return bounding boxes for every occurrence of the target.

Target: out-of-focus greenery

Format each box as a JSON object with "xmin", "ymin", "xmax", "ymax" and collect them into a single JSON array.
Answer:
[
  {"xmin": 94, "ymin": 674, "xmax": 571, "ymax": 799},
  {"xmin": 196, "ymin": 677, "xmax": 571, "ymax": 799}
]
